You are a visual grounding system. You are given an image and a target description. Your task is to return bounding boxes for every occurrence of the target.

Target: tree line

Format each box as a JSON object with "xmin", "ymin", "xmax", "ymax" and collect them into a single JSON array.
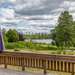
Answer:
[
  {"xmin": 2, "ymin": 29, "xmax": 25, "ymax": 43},
  {"xmin": 2, "ymin": 29, "xmax": 50, "ymax": 43}
]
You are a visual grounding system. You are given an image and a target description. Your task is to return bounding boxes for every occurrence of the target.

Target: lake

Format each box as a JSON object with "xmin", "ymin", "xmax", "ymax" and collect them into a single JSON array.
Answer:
[{"xmin": 25, "ymin": 39, "xmax": 52, "ymax": 44}]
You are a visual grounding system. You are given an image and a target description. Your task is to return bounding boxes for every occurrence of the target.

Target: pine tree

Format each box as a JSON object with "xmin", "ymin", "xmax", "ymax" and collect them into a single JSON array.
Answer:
[{"xmin": 51, "ymin": 11, "xmax": 73, "ymax": 49}]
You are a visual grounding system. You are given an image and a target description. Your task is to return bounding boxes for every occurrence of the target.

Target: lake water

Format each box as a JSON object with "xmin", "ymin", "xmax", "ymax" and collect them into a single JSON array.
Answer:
[{"xmin": 25, "ymin": 39, "xmax": 52, "ymax": 44}]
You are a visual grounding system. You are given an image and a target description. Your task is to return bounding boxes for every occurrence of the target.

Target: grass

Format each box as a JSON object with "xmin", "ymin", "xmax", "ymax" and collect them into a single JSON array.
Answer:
[
  {"xmin": 4, "ymin": 41, "xmax": 75, "ymax": 55},
  {"xmin": 5, "ymin": 41, "xmax": 57, "ymax": 50},
  {"xmin": 5, "ymin": 48, "xmax": 75, "ymax": 55}
]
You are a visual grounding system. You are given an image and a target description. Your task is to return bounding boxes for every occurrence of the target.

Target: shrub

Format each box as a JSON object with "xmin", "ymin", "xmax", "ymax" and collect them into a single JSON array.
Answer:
[
  {"xmin": 14, "ymin": 48, "xmax": 20, "ymax": 51},
  {"xmin": 48, "ymin": 45, "xmax": 57, "ymax": 50},
  {"xmin": 5, "ymin": 43, "xmax": 16, "ymax": 49},
  {"xmin": 15, "ymin": 41, "xmax": 25, "ymax": 48},
  {"xmin": 5, "ymin": 42, "xmax": 25, "ymax": 49},
  {"xmin": 69, "ymin": 47, "xmax": 75, "ymax": 51},
  {"xmin": 56, "ymin": 50, "xmax": 62, "ymax": 54}
]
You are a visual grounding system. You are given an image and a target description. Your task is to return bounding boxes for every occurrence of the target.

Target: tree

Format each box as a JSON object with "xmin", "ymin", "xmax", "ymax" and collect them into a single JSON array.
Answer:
[
  {"xmin": 6, "ymin": 29, "xmax": 19, "ymax": 42},
  {"xmin": 19, "ymin": 33, "xmax": 25, "ymax": 41},
  {"xmin": 71, "ymin": 21, "xmax": 75, "ymax": 46},
  {"xmin": 51, "ymin": 11, "xmax": 74, "ymax": 49}
]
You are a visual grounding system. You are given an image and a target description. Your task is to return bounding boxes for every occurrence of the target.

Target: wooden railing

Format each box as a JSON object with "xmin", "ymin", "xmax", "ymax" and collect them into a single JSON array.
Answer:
[{"xmin": 0, "ymin": 52, "xmax": 75, "ymax": 75}]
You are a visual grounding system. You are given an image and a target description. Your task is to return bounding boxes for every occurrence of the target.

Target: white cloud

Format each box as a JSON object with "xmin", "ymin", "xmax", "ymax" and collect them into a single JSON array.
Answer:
[
  {"xmin": 70, "ymin": 2, "xmax": 75, "ymax": 7},
  {"xmin": 1, "ymin": 0, "xmax": 75, "ymax": 33},
  {"xmin": 0, "ymin": 0, "xmax": 15, "ymax": 23},
  {"xmin": 0, "ymin": 8, "xmax": 15, "ymax": 19},
  {"xmin": 15, "ymin": 0, "xmax": 46, "ymax": 15},
  {"xmin": 69, "ymin": 7, "xmax": 75, "ymax": 12},
  {"xmin": 0, "ymin": 0, "xmax": 16, "ymax": 3},
  {"xmin": 60, "ymin": 1, "xmax": 70, "ymax": 8},
  {"xmin": 51, "ymin": 8, "xmax": 64, "ymax": 13}
]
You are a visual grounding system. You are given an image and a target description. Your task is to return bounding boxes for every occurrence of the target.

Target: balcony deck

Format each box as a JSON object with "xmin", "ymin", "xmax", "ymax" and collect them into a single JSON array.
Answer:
[
  {"xmin": 0, "ymin": 68, "xmax": 71, "ymax": 75},
  {"xmin": 0, "ymin": 68, "xmax": 41, "ymax": 75}
]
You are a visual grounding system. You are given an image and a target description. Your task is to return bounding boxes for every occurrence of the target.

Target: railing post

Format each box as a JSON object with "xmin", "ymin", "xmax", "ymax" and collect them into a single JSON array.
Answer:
[
  {"xmin": 22, "ymin": 66, "xmax": 25, "ymax": 71},
  {"xmin": 72, "ymin": 63, "xmax": 74, "ymax": 75},
  {"xmin": 43, "ymin": 60, "xmax": 47, "ymax": 75},
  {"xmin": 4, "ymin": 64, "xmax": 7, "ymax": 69},
  {"xmin": 22, "ymin": 57, "xmax": 25, "ymax": 71},
  {"xmin": 4, "ymin": 56, "xmax": 7, "ymax": 69}
]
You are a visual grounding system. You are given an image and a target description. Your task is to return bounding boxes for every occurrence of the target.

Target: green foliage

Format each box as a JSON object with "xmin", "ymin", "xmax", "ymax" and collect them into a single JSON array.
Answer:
[
  {"xmin": 6, "ymin": 29, "xmax": 19, "ymax": 42},
  {"xmin": 15, "ymin": 41, "xmax": 25, "ymax": 48},
  {"xmin": 5, "ymin": 41, "xmax": 58, "ymax": 50},
  {"xmin": 56, "ymin": 50, "xmax": 62, "ymax": 54},
  {"xmin": 5, "ymin": 41, "xmax": 25, "ymax": 49},
  {"xmin": 51, "ymin": 11, "xmax": 74, "ymax": 48},
  {"xmin": 5, "ymin": 43, "xmax": 16, "ymax": 49}
]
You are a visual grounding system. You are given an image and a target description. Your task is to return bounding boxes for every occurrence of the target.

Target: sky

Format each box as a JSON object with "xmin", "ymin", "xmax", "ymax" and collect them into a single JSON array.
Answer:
[{"xmin": 0, "ymin": 0, "xmax": 75, "ymax": 34}]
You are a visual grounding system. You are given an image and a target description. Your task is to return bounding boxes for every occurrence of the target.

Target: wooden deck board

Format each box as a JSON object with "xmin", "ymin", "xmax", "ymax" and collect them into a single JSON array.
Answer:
[{"xmin": 0, "ymin": 68, "xmax": 71, "ymax": 75}]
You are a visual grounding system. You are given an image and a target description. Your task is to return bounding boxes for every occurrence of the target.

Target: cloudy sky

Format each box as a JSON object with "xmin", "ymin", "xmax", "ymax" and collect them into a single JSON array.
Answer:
[{"xmin": 0, "ymin": 0, "xmax": 75, "ymax": 33}]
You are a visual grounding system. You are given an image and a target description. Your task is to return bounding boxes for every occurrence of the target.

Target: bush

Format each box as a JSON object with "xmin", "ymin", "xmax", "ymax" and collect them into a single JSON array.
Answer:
[
  {"xmin": 69, "ymin": 47, "xmax": 75, "ymax": 51},
  {"xmin": 56, "ymin": 50, "xmax": 62, "ymax": 54},
  {"xmin": 5, "ymin": 43, "xmax": 16, "ymax": 49},
  {"xmin": 14, "ymin": 48, "xmax": 20, "ymax": 51},
  {"xmin": 5, "ymin": 42, "xmax": 25, "ymax": 49},
  {"xmin": 15, "ymin": 41, "xmax": 25, "ymax": 48},
  {"xmin": 51, "ymin": 51, "xmax": 56, "ymax": 54},
  {"xmin": 63, "ymin": 51, "xmax": 66, "ymax": 54},
  {"xmin": 48, "ymin": 45, "xmax": 57, "ymax": 50}
]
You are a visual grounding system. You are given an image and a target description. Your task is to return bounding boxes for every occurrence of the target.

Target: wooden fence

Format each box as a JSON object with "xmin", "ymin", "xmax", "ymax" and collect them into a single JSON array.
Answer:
[{"xmin": 0, "ymin": 52, "xmax": 75, "ymax": 75}]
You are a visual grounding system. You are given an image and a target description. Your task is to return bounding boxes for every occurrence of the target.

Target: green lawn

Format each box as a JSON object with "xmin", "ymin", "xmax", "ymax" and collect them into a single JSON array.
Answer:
[
  {"xmin": 4, "ymin": 41, "xmax": 75, "ymax": 55},
  {"xmin": 5, "ymin": 49, "xmax": 75, "ymax": 55}
]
